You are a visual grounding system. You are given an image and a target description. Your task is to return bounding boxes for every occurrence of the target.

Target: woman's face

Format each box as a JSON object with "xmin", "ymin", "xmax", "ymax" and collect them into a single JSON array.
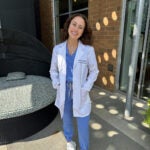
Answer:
[{"xmin": 68, "ymin": 16, "xmax": 85, "ymax": 40}]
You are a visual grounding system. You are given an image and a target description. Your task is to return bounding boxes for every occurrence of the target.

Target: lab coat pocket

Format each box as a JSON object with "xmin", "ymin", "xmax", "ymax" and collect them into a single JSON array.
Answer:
[
  {"xmin": 56, "ymin": 85, "xmax": 60, "ymax": 101},
  {"xmin": 80, "ymin": 88, "xmax": 90, "ymax": 106},
  {"xmin": 54, "ymin": 85, "xmax": 61, "ymax": 109}
]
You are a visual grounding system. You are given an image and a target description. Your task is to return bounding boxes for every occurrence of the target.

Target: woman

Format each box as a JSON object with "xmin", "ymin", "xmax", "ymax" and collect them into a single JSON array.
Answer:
[{"xmin": 50, "ymin": 13, "xmax": 99, "ymax": 150}]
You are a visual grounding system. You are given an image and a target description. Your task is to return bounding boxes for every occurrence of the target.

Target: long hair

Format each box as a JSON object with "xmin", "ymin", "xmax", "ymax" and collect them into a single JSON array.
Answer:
[{"xmin": 61, "ymin": 13, "xmax": 92, "ymax": 45}]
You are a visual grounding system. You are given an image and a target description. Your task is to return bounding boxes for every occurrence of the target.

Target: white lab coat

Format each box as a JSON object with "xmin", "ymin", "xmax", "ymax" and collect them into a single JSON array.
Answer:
[{"xmin": 50, "ymin": 41, "xmax": 99, "ymax": 118}]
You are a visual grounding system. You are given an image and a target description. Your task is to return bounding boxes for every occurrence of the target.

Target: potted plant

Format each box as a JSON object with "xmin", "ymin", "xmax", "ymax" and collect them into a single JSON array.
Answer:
[{"xmin": 144, "ymin": 99, "xmax": 150, "ymax": 128}]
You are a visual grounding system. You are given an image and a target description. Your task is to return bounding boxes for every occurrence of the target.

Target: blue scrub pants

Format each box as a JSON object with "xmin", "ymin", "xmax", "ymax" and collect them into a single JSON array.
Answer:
[{"xmin": 63, "ymin": 82, "xmax": 90, "ymax": 150}]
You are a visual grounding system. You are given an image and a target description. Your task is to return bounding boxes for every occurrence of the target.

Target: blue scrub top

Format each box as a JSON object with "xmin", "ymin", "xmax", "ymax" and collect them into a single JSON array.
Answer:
[{"xmin": 66, "ymin": 46, "xmax": 77, "ymax": 82}]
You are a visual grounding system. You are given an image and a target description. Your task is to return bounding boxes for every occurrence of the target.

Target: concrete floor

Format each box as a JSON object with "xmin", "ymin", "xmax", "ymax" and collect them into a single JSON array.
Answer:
[{"xmin": 1, "ymin": 86, "xmax": 150, "ymax": 150}]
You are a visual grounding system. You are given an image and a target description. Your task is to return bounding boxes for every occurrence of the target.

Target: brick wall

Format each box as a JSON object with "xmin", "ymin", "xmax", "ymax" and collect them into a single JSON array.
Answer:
[
  {"xmin": 88, "ymin": 0, "xmax": 122, "ymax": 91},
  {"xmin": 39, "ymin": 0, "xmax": 54, "ymax": 51}
]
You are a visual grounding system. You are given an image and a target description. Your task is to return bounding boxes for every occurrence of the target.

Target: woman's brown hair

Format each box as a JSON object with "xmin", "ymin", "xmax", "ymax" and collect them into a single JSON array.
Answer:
[{"xmin": 61, "ymin": 13, "xmax": 92, "ymax": 45}]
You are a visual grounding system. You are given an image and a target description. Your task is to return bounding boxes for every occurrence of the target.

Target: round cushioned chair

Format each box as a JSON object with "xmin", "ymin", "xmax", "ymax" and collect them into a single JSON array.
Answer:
[{"xmin": 0, "ymin": 29, "xmax": 58, "ymax": 144}]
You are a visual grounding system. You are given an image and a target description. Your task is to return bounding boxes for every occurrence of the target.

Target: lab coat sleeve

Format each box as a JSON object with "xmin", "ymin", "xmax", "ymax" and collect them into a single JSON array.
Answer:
[
  {"xmin": 49, "ymin": 47, "xmax": 60, "ymax": 89},
  {"xmin": 82, "ymin": 47, "xmax": 99, "ymax": 91}
]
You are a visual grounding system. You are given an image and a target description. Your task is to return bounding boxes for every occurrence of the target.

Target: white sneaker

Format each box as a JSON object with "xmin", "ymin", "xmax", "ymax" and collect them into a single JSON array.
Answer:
[{"xmin": 67, "ymin": 141, "xmax": 76, "ymax": 150}]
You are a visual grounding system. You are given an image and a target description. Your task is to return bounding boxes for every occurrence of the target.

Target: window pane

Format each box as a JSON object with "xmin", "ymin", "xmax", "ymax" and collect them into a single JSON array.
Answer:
[
  {"xmin": 72, "ymin": 0, "xmax": 88, "ymax": 11},
  {"xmin": 58, "ymin": 15, "xmax": 69, "ymax": 42},
  {"xmin": 59, "ymin": 0, "xmax": 68, "ymax": 13},
  {"xmin": 59, "ymin": 15, "xmax": 69, "ymax": 29},
  {"xmin": 54, "ymin": 0, "xmax": 88, "ymax": 44}
]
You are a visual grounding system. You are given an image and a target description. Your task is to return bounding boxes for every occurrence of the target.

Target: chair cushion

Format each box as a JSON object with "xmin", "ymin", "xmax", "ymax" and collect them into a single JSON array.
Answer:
[
  {"xmin": 0, "ymin": 75, "xmax": 56, "ymax": 119},
  {"xmin": 6, "ymin": 72, "xmax": 26, "ymax": 81}
]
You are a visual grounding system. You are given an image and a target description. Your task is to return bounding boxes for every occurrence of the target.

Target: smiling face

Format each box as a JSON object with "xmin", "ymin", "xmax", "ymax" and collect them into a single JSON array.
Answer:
[{"xmin": 68, "ymin": 16, "xmax": 85, "ymax": 41}]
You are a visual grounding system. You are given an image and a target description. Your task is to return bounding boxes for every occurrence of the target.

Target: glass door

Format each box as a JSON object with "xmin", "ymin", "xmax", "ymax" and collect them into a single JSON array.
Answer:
[
  {"xmin": 119, "ymin": 0, "xmax": 136, "ymax": 92},
  {"xmin": 120, "ymin": 0, "xmax": 150, "ymax": 100},
  {"xmin": 137, "ymin": 20, "xmax": 150, "ymax": 100},
  {"xmin": 135, "ymin": 0, "xmax": 150, "ymax": 100}
]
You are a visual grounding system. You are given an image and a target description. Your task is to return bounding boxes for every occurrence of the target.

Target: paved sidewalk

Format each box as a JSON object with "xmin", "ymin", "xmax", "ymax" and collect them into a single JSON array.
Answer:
[{"xmin": 0, "ymin": 86, "xmax": 150, "ymax": 150}]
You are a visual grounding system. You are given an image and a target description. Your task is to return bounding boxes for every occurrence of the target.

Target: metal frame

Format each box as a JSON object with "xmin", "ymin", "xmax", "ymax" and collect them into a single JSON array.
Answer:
[
  {"xmin": 52, "ymin": 0, "xmax": 56, "ymax": 45},
  {"xmin": 116, "ymin": 0, "xmax": 127, "ymax": 90}
]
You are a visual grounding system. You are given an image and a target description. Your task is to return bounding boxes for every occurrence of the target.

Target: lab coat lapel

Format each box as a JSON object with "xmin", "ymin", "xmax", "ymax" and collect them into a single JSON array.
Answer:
[
  {"xmin": 73, "ymin": 41, "xmax": 84, "ymax": 69},
  {"xmin": 60, "ymin": 41, "xmax": 67, "ymax": 57},
  {"xmin": 59, "ymin": 41, "xmax": 67, "ymax": 70}
]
